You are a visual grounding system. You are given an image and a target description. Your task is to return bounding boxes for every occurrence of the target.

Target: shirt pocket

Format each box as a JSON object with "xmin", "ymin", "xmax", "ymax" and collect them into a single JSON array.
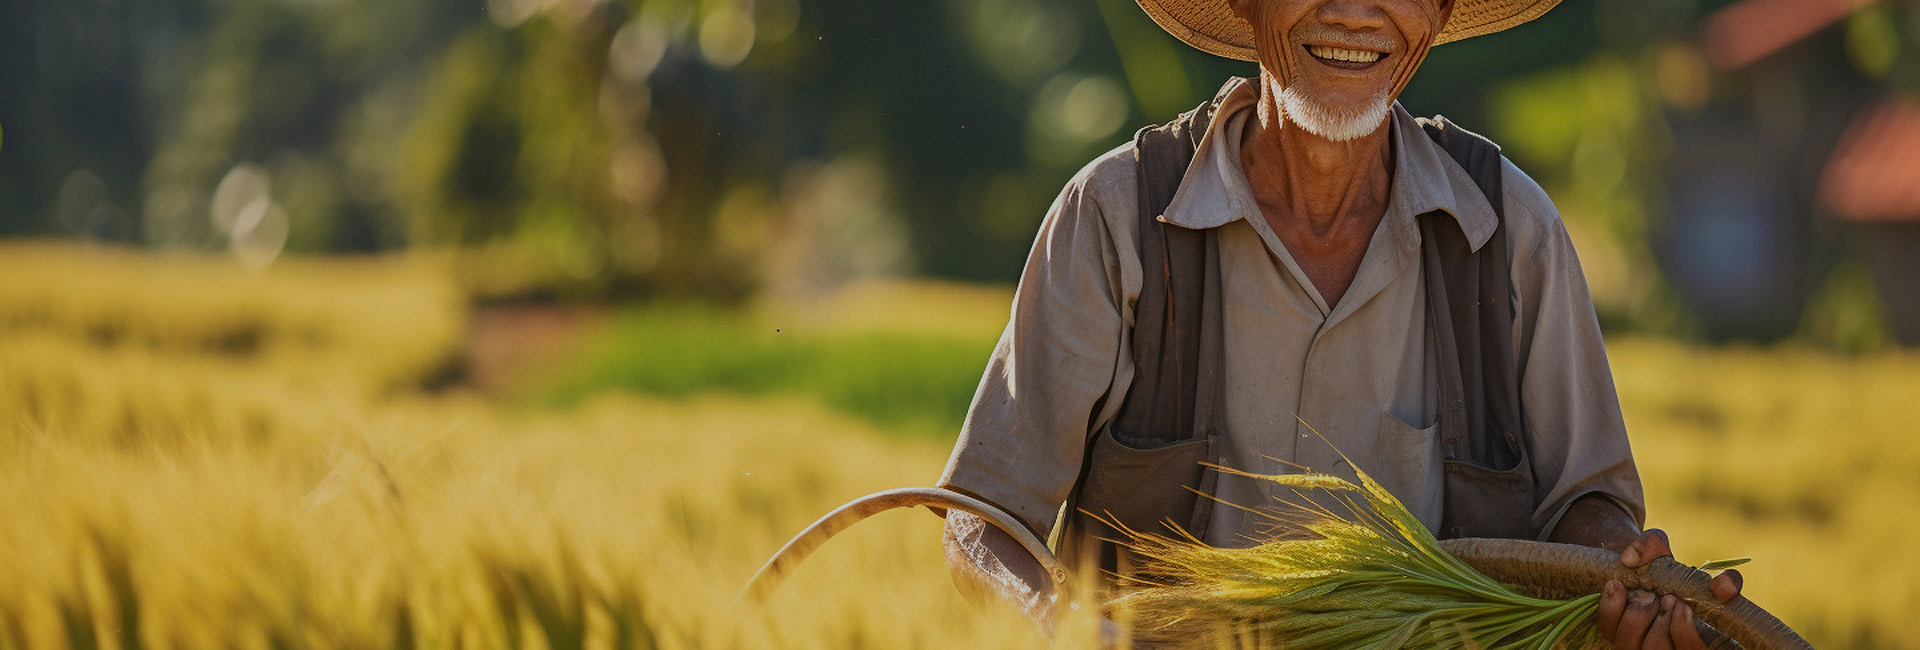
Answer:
[
  {"xmin": 1368, "ymin": 412, "xmax": 1445, "ymax": 529},
  {"xmin": 1439, "ymin": 429, "xmax": 1536, "ymax": 539},
  {"xmin": 1073, "ymin": 425, "xmax": 1214, "ymax": 538}
]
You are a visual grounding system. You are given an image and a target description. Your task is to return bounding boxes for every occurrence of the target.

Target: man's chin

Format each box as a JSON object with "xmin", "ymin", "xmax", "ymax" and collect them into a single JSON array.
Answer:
[{"xmin": 1277, "ymin": 88, "xmax": 1392, "ymax": 143}]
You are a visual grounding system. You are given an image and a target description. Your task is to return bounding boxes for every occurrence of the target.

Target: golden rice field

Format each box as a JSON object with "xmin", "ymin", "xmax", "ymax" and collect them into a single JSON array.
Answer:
[{"xmin": 1, "ymin": 241, "xmax": 1915, "ymax": 649}]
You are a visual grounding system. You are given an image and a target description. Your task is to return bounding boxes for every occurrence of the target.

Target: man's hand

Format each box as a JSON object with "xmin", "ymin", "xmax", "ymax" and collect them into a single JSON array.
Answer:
[
  {"xmin": 942, "ymin": 511, "xmax": 1060, "ymax": 632},
  {"xmin": 1595, "ymin": 529, "xmax": 1745, "ymax": 650}
]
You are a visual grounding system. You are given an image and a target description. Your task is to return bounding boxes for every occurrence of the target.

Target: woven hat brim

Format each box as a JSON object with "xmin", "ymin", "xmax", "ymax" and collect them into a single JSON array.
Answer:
[{"xmin": 1135, "ymin": 0, "xmax": 1565, "ymax": 62}]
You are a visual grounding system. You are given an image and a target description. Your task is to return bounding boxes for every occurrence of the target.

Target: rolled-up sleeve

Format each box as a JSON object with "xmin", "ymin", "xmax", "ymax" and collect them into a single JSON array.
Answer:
[
  {"xmin": 1502, "ymin": 159, "xmax": 1648, "ymax": 540},
  {"xmin": 937, "ymin": 163, "xmax": 1134, "ymax": 537}
]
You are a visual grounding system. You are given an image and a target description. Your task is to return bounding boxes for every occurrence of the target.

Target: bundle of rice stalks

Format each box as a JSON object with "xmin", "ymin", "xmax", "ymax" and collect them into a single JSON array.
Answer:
[{"xmin": 1112, "ymin": 465, "xmax": 1606, "ymax": 650}]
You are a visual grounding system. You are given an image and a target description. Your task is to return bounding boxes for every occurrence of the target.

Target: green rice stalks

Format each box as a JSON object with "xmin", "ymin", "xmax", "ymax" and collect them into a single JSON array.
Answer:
[{"xmin": 1109, "ymin": 464, "xmax": 1604, "ymax": 650}]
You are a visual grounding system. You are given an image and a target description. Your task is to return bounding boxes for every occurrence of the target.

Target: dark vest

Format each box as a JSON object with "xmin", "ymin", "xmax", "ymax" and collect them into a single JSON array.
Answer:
[{"xmin": 1058, "ymin": 82, "xmax": 1537, "ymax": 579}]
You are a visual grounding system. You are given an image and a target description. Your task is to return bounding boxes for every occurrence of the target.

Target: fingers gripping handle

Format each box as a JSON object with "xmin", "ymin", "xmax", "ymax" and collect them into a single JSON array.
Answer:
[
  {"xmin": 1438, "ymin": 538, "xmax": 1813, "ymax": 650},
  {"xmin": 735, "ymin": 487, "xmax": 1066, "ymax": 606}
]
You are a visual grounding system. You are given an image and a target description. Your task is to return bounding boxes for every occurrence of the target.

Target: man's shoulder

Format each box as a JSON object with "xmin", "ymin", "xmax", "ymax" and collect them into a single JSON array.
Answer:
[
  {"xmin": 1045, "ymin": 139, "xmax": 1145, "ymax": 235},
  {"xmin": 1066, "ymin": 139, "xmax": 1142, "ymax": 207},
  {"xmin": 1495, "ymin": 155, "xmax": 1558, "ymax": 229},
  {"xmin": 1412, "ymin": 114, "xmax": 1561, "ymax": 237},
  {"xmin": 1493, "ymin": 154, "xmax": 1568, "ymax": 264}
]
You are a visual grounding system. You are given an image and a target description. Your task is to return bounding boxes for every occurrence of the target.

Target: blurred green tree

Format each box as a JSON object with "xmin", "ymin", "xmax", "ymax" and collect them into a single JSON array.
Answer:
[{"xmin": 0, "ymin": 0, "xmax": 1740, "ymax": 304}]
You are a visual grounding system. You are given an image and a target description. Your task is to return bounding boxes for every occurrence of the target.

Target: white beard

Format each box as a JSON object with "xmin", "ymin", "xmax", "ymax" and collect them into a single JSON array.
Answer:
[{"xmin": 1278, "ymin": 87, "xmax": 1393, "ymax": 142}]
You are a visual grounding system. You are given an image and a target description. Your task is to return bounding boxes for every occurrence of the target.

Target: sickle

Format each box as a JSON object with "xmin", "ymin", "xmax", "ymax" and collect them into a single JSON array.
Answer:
[
  {"xmin": 736, "ymin": 488, "xmax": 1813, "ymax": 650},
  {"xmin": 734, "ymin": 487, "xmax": 1064, "ymax": 607}
]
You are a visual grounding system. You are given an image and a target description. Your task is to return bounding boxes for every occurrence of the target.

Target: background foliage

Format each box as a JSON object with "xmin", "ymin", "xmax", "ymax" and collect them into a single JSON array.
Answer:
[{"xmin": 15, "ymin": 0, "xmax": 1907, "ymax": 339}]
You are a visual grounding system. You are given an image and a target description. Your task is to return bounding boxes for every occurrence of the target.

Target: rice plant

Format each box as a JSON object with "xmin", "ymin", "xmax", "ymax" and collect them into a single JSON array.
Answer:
[
  {"xmin": 0, "ymin": 245, "xmax": 1904, "ymax": 648},
  {"xmin": 1113, "ymin": 463, "xmax": 1605, "ymax": 650}
]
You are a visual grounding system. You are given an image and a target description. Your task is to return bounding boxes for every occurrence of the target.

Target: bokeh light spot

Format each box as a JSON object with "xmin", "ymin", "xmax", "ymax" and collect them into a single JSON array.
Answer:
[
  {"xmin": 1846, "ymin": 5, "xmax": 1899, "ymax": 79},
  {"xmin": 486, "ymin": 0, "xmax": 548, "ymax": 28},
  {"xmin": 699, "ymin": 6, "xmax": 756, "ymax": 69},
  {"xmin": 610, "ymin": 19, "xmax": 670, "ymax": 83},
  {"xmin": 756, "ymin": 0, "xmax": 801, "ymax": 44},
  {"xmin": 229, "ymin": 199, "xmax": 290, "ymax": 270},
  {"xmin": 212, "ymin": 164, "xmax": 272, "ymax": 236},
  {"xmin": 1030, "ymin": 73, "xmax": 1129, "ymax": 152},
  {"xmin": 609, "ymin": 136, "xmax": 667, "ymax": 208},
  {"xmin": 1654, "ymin": 43, "xmax": 1710, "ymax": 112}
]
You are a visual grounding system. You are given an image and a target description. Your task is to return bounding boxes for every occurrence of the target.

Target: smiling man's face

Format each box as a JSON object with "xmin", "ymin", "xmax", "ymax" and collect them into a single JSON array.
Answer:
[{"xmin": 1229, "ymin": 0, "xmax": 1452, "ymax": 140}]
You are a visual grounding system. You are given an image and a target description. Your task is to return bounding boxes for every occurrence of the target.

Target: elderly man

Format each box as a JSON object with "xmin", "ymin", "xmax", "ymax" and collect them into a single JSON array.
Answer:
[{"xmin": 937, "ymin": 0, "xmax": 1745, "ymax": 648}]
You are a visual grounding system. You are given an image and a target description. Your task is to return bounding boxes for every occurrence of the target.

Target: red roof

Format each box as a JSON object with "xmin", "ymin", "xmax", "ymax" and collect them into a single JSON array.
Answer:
[
  {"xmin": 1702, "ymin": 0, "xmax": 1869, "ymax": 70},
  {"xmin": 1820, "ymin": 98, "xmax": 1920, "ymax": 222}
]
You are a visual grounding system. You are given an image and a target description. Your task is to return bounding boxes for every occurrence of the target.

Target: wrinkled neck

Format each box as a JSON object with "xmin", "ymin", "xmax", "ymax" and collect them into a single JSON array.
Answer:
[{"xmin": 1239, "ymin": 70, "xmax": 1392, "ymax": 235}]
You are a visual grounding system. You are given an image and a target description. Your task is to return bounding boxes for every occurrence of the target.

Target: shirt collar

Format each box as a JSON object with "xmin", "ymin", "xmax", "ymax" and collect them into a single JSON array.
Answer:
[{"xmin": 1157, "ymin": 78, "xmax": 1499, "ymax": 253}]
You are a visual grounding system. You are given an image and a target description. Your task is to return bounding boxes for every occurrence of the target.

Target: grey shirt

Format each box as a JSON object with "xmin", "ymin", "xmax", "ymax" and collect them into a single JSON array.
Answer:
[{"xmin": 939, "ymin": 77, "xmax": 1645, "ymax": 547}]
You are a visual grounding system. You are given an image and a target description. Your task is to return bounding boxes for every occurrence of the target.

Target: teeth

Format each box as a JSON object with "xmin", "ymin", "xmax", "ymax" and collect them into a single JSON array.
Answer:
[{"xmin": 1307, "ymin": 45, "xmax": 1382, "ymax": 63}]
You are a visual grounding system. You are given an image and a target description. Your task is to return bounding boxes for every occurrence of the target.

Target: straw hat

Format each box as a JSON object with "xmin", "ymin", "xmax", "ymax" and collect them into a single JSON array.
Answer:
[{"xmin": 1136, "ymin": 0, "xmax": 1563, "ymax": 61}]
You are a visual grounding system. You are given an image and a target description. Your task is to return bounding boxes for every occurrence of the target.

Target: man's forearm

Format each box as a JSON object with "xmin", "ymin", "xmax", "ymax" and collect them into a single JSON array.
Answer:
[
  {"xmin": 1546, "ymin": 492, "xmax": 1643, "ymax": 552},
  {"xmin": 942, "ymin": 511, "xmax": 1057, "ymax": 628}
]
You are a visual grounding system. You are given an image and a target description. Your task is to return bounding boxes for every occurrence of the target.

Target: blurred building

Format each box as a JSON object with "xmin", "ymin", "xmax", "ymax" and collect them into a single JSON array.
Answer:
[
  {"xmin": 1657, "ymin": 0, "xmax": 1920, "ymax": 343},
  {"xmin": 1819, "ymin": 95, "xmax": 1920, "ymax": 343}
]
